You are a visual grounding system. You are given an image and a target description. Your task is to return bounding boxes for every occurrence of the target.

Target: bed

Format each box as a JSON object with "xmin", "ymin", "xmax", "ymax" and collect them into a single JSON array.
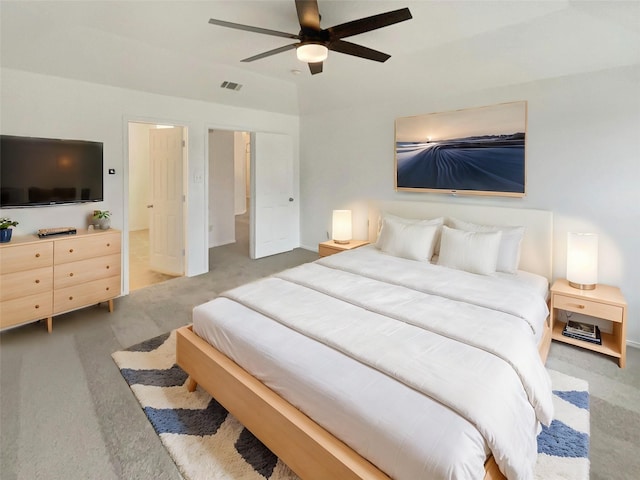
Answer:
[{"xmin": 176, "ymin": 201, "xmax": 554, "ymax": 480}]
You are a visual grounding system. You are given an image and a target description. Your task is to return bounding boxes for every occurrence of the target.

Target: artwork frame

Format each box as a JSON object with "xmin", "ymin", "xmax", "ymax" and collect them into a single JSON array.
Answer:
[{"xmin": 395, "ymin": 101, "xmax": 527, "ymax": 197}]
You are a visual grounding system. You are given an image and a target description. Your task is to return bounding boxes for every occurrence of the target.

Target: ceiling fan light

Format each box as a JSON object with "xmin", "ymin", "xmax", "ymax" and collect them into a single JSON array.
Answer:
[{"xmin": 296, "ymin": 43, "xmax": 328, "ymax": 63}]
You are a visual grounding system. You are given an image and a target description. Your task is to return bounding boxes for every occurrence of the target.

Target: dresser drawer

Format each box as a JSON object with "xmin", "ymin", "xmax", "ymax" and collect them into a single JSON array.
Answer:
[
  {"xmin": 54, "ymin": 254, "xmax": 121, "ymax": 288},
  {"xmin": 1, "ymin": 292, "xmax": 53, "ymax": 328},
  {"xmin": 0, "ymin": 267, "xmax": 53, "ymax": 301},
  {"xmin": 553, "ymin": 293, "xmax": 624, "ymax": 323},
  {"xmin": 0, "ymin": 242, "xmax": 54, "ymax": 274},
  {"xmin": 54, "ymin": 232, "xmax": 121, "ymax": 264},
  {"xmin": 54, "ymin": 276, "xmax": 120, "ymax": 314}
]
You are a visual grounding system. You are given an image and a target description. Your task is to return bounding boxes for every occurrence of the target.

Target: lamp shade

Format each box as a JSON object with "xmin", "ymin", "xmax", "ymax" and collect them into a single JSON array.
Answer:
[
  {"xmin": 567, "ymin": 232, "xmax": 598, "ymax": 290},
  {"xmin": 296, "ymin": 43, "xmax": 328, "ymax": 63},
  {"xmin": 332, "ymin": 210, "xmax": 352, "ymax": 244}
]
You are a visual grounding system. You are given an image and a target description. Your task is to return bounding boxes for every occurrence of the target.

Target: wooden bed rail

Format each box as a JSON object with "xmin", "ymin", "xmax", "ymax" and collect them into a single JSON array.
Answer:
[{"xmin": 176, "ymin": 325, "xmax": 391, "ymax": 480}]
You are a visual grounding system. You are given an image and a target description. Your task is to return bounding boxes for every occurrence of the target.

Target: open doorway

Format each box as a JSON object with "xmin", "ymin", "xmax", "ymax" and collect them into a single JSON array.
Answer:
[
  {"xmin": 208, "ymin": 129, "xmax": 296, "ymax": 266},
  {"xmin": 128, "ymin": 122, "xmax": 187, "ymax": 291},
  {"xmin": 208, "ymin": 130, "xmax": 251, "ymax": 259}
]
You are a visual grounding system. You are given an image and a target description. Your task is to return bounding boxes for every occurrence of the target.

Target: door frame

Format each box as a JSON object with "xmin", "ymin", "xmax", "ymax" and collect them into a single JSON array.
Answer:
[
  {"xmin": 123, "ymin": 116, "xmax": 188, "ymax": 295},
  {"xmin": 206, "ymin": 127, "xmax": 253, "ymax": 262},
  {"xmin": 204, "ymin": 123, "xmax": 300, "ymax": 264}
]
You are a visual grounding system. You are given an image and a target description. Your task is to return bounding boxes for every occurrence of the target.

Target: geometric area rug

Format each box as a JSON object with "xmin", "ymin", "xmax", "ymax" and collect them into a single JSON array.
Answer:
[{"xmin": 112, "ymin": 330, "xmax": 589, "ymax": 480}]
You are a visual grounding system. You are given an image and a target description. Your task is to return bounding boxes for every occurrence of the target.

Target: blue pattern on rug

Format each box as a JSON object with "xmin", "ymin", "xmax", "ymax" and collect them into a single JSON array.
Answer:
[
  {"xmin": 120, "ymin": 364, "xmax": 188, "ymax": 387},
  {"xmin": 114, "ymin": 332, "xmax": 590, "ymax": 480},
  {"xmin": 538, "ymin": 419, "xmax": 589, "ymax": 458},
  {"xmin": 235, "ymin": 427, "xmax": 279, "ymax": 478},
  {"xmin": 553, "ymin": 390, "xmax": 589, "ymax": 410},
  {"xmin": 145, "ymin": 398, "xmax": 229, "ymax": 436},
  {"xmin": 129, "ymin": 331, "xmax": 171, "ymax": 352}
]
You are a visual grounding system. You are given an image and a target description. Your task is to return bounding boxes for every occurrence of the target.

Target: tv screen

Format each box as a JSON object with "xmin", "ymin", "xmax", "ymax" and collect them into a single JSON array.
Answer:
[{"xmin": 0, "ymin": 135, "xmax": 104, "ymax": 207}]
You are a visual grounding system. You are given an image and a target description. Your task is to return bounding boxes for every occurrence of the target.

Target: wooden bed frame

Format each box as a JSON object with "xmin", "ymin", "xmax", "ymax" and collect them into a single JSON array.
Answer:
[{"xmin": 176, "ymin": 201, "xmax": 554, "ymax": 480}]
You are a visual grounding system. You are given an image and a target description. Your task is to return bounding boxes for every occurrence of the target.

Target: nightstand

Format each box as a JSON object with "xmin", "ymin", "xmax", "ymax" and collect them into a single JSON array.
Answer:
[
  {"xmin": 318, "ymin": 240, "xmax": 369, "ymax": 258},
  {"xmin": 550, "ymin": 279, "xmax": 627, "ymax": 368}
]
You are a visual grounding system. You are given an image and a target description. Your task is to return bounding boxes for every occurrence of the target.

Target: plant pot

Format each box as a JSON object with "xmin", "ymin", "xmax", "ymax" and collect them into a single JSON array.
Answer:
[
  {"xmin": 93, "ymin": 218, "xmax": 111, "ymax": 230},
  {"xmin": 0, "ymin": 228, "xmax": 13, "ymax": 243}
]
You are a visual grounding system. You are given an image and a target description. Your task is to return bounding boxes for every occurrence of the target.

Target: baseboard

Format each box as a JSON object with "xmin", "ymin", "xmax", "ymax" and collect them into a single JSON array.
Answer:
[
  {"xmin": 627, "ymin": 339, "xmax": 640, "ymax": 350},
  {"xmin": 301, "ymin": 243, "xmax": 319, "ymax": 253}
]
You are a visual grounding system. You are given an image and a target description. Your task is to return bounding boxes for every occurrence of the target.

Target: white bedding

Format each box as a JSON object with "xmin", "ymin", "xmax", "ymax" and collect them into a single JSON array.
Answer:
[{"xmin": 193, "ymin": 246, "xmax": 552, "ymax": 480}]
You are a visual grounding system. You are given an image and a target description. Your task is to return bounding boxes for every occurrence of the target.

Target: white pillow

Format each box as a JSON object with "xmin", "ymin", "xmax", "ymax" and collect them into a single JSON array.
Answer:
[
  {"xmin": 438, "ymin": 226, "xmax": 502, "ymax": 275},
  {"xmin": 376, "ymin": 214, "xmax": 441, "ymax": 262},
  {"xmin": 376, "ymin": 213, "xmax": 444, "ymax": 261},
  {"xmin": 447, "ymin": 218, "xmax": 525, "ymax": 274}
]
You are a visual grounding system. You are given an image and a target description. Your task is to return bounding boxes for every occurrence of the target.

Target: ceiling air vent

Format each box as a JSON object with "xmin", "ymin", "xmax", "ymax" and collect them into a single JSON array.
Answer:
[{"xmin": 220, "ymin": 81, "xmax": 242, "ymax": 91}]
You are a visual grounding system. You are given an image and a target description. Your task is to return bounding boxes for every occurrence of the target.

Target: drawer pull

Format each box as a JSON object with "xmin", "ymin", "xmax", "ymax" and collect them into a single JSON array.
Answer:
[
  {"xmin": 69, "ymin": 296, "xmax": 73, "ymax": 301},
  {"xmin": 106, "ymin": 243, "xmax": 111, "ymax": 247},
  {"xmin": 35, "ymin": 253, "xmax": 41, "ymax": 258},
  {"xmin": 69, "ymin": 248, "xmax": 74, "ymax": 253},
  {"xmin": 69, "ymin": 273, "xmax": 74, "ymax": 277},
  {"xmin": 35, "ymin": 304, "xmax": 40, "ymax": 309},
  {"xmin": 106, "ymin": 265, "xmax": 110, "ymax": 270},
  {"xmin": 35, "ymin": 279, "xmax": 40, "ymax": 284},
  {"xmin": 574, "ymin": 304, "xmax": 585, "ymax": 309},
  {"xmin": 106, "ymin": 287, "xmax": 110, "ymax": 291}
]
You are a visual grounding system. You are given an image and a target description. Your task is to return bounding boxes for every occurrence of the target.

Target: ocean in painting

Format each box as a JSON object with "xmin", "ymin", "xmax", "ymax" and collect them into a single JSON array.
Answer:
[{"xmin": 396, "ymin": 133, "xmax": 525, "ymax": 193}]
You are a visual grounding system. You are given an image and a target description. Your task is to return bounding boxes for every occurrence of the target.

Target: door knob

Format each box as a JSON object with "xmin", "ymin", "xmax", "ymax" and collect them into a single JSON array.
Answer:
[{"xmin": 289, "ymin": 198, "xmax": 294, "ymax": 202}]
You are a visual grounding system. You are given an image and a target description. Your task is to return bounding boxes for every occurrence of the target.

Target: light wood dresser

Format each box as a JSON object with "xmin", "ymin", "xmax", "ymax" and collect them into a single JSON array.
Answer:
[{"xmin": 0, "ymin": 229, "xmax": 121, "ymax": 333}]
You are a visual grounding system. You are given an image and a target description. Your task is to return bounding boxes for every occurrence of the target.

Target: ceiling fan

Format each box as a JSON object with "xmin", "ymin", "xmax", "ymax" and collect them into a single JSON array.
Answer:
[{"xmin": 208, "ymin": 0, "xmax": 412, "ymax": 75}]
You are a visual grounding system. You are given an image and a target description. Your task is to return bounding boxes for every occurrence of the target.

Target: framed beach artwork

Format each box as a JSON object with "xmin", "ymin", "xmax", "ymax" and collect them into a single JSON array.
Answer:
[{"xmin": 395, "ymin": 101, "xmax": 527, "ymax": 197}]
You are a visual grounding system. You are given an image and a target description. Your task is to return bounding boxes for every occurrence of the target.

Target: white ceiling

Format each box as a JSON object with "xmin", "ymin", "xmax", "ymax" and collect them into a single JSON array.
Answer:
[{"xmin": 1, "ymin": 1, "xmax": 639, "ymax": 115}]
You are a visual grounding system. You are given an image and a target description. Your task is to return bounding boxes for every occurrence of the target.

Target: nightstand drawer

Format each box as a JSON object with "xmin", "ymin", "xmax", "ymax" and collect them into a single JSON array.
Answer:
[
  {"xmin": 318, "ymin": 240, "xmax": 369, "ymax": 258},
  {"xmin": 319, "ymin": 244, "xmax": 340, "ymax": 257},
  {"xmin": 553, "ymin": 294, "xmax": 623, "ymax": 322}
]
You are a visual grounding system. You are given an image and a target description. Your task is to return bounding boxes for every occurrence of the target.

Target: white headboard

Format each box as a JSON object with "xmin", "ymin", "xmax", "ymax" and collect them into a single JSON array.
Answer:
[{"xmin": 368, "ymin": 200, "xmax": 553, "ymax": 280}]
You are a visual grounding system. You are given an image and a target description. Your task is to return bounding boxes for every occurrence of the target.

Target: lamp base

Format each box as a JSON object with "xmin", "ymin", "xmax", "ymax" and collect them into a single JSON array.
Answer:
[
  {"xmin": 333, "ymin": 239, "xmax": 350, "ymax": 245},
  {"xmin": 568, "ymin": 281, "xmax": 596, "ymax": 290}
]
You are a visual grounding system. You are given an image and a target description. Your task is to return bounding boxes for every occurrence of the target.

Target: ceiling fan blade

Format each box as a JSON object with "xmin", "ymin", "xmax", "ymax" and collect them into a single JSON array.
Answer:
[
  {"xmin": 241, "ymin": 43, "xmax": 298, "ymax": 62},
  {"xmin": 209, "ymin": 18, "xmax": 299, "ymax": 40},
  {"xmin": 327, "ymin": 7, "xmax": 412, "ymax": 40},
  {"xmin": 329, "ymin": 39, "xmax": 390, "ymax": 63},
  {"xmin": 308, "ymin": 61, "xmax": 323, "ymax": 75},
  {"xmin": 295, "ymin": 0, "xmax": 321, "ymax": 30}
]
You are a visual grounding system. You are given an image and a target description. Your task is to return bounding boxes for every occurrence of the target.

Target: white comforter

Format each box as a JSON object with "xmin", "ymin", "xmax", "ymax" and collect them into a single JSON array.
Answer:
[{"xmin": 200, "ymin": 247, "xmax": 553, "ymax": 479}]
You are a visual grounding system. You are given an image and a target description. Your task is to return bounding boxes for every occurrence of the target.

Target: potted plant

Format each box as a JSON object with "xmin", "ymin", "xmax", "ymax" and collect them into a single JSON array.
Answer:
[
  {"xmin": 92, "ymin": 210, "xmax": 111, "ymax": 230},
  {"xmin": 0, "ymin": 217, "xmax": 19, "ymax": 243}
]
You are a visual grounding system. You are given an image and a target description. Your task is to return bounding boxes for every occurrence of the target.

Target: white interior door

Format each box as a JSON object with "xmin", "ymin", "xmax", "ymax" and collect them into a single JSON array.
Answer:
[
  {"xmin": 149, "ymin": 127, "xmax": 185, "ymax": 275},
  {"xmin": 251, "ymin": 132, "xmax": 295, "ymax": 259}
]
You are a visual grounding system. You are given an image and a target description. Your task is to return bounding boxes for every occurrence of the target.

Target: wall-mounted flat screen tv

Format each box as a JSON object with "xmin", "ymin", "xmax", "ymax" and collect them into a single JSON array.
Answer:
[
  {"xmin": 395, "ymin": 101, "xmax": 527, "ymax": 197},
  {"xmin": 0, "ymin": 135, "xmax": 104, "ymax": 207}
]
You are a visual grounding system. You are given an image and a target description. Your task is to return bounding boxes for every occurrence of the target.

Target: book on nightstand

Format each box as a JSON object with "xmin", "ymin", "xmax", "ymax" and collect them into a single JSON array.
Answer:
[
  {"xmin": 565, "ymin": 319, "xmax": 597, "ymax": 338},
  {"xmin": 562, "ymin": 323, "xmax": 602, "ymax": 345}
]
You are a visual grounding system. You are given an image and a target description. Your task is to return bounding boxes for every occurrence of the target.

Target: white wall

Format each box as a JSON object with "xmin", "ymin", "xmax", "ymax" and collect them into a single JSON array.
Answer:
[
  {"xmin": 300, "ymin": 65, "xmax": 640, "ymax": 346},
  {"xmin": 208, "ymin": 130, "xmax": 235, "ymax": 247},
  {"xmin": 128, "ymin": 122, "xmax": 152, "ymax": 231},
  {"xmin": 0, "ymin": 68, "xmax": 301, "ymax": 290}
]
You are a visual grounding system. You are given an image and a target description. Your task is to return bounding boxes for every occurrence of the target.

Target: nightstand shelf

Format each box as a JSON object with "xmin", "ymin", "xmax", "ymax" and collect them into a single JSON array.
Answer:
[
  {"xmin": 318, "ymin": 240, "xmax": 369, "ymax": 258},
  {"xmin": 550, "ymin": 279, "xmax": 627, "ymax": 368}
]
